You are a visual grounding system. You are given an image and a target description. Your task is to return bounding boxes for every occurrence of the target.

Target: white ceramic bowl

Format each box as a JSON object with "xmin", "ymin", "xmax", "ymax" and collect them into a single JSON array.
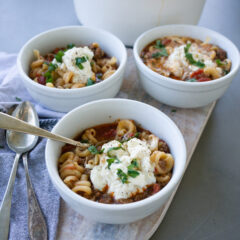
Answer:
[
  {"xmin": 45, "ymin": 98, "xmax": 186, "ymax": 224},
  {"xmin": 73, "ymin": 0, "xmax": 206, "ymax": 46},
  {"xmin": 17, "ymin": 26, "xmax": 127, "ymax": 112},
  {"xmin": 133, "ymin": 24, "xmax": 240, "ymax": 108}
]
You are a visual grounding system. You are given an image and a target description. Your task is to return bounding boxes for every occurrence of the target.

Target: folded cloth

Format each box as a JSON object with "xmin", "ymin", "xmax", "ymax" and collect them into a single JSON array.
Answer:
[{"xmin": 0, "ymin": 52, "xmax": 62, "ymax": 240}]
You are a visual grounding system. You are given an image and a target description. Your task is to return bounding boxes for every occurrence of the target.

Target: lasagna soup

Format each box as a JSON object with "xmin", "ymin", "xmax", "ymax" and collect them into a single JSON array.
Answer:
[
  {"xmin": 29, "ymin": 43, "xmax": 118, "ymax": 88},
  {"xmin": 141, "ymin": 36, "xmax": 231, "ymax": 82},
  {"xmin": 58, "ymin": 120, "xmax": 174, "ymax": 204}
]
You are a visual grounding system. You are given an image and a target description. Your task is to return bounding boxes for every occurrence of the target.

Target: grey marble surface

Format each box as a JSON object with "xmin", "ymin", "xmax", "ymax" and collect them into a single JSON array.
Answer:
[{"xmin": 0, "ymin": 0, "xmax": 240, "ymax": 239}]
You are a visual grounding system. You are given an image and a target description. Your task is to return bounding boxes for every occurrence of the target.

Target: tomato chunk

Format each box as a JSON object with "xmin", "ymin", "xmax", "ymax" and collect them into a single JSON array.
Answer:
[
  {"xmin": 162, "ymin": 38, "xmax": 171, "ymax": 46},
  {"xmin": 197, "ymin": 77, "xmax": 212, "ymax": 82},
  {"xmin": 152, "ymin": 183, "xmax": 161, "ymax": 194},
  {"xmin": 37, "ymin": 75, "xmax": 46, "ymax": 85},
  {"xmin": 190, "ymin": 69, "xmax": 204, "ymax": 78}
]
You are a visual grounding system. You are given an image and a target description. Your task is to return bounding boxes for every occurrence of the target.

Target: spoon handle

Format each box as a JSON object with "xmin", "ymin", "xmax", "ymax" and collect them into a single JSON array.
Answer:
[
  {"xmin": 0, "ymin": 112, "xmax": 87, "ymax": 148},
  {"xmin": 22, "ymin": 153, "xmax": 48, "ymax": 240},
  {"xmin": 0, "ymin": 153, "xmax": 21, "ymax": 240}
]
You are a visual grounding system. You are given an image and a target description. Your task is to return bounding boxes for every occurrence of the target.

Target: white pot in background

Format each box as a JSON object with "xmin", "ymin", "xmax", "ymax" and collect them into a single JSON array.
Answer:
[{"xmin": 73, "ymin": 0, "xmax": 206, "ymax": 46}]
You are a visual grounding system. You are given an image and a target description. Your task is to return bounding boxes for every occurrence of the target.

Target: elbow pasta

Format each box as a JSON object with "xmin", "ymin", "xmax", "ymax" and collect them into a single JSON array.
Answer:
[
  {"xmin": 141, "ymin": 36, "xmax": 231, "ymax": 82},
  {"xmin": 29, "ymin": 42, "xmax": 118, "ymax": 89},
  {"xmin": 58, "ymin": 119, "xmax": 174, "ymax": 204}
]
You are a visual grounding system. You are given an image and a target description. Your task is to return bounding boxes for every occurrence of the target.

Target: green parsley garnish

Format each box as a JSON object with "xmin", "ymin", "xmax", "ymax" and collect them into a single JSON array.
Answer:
[
  {"xmin": 55, "ymin": 50, "xmax": 64, "ymax": 63},
  {"xmin": 44, "ymin": 62, "xmax": 58, "ymax": 83},
  {"xmin": 96, "ymin": 72, "xmax": 103, "ymax": 79},
  {"xmin": 184, "ymin": 43, "xmax": 205, "ymax": 68},
  {"xmin": 216, "ymin": 59, "xmax": 224, "ymax": 66},
  {"xmin": 127, "ymin": 159, "xmax": 138, "ymax": 170},
  {"xmin": 171, "ymin": 109, "xmax": 177, "ymax": 113},
  {"xmin": 87, "ymin": 78, "xmax": 95, "ymax": 86},
  {"xmin": 107, "ymin": 158, "xmax": 115, "ymax": 169},
  {"xmin": 75, "ymin": 56, "xmax": 87, "ymax": 70},
  {"xmin": 88, "ymin": 145, "xmax": 104, "ymax": 155},
  {"xmin": 127, "ymin": 169, "xmax": 139, "ymax": 178},
  {"xmin": 120, "ymin": 132, "xmax": 140, "ymax": 143},
  {"xmin": 186, "ymin": 78, "xmax": 197, "ymax": 82},
  {"xmin": 44, "ymin": 71, "xmax": 53, "ymax": 83},
  {"xmin": 107, "ymin": 146, "xmax": 123, "ymax": 157},
  {"xmin": 223, "ymin": 70, "xmax": 229, "ymax": 75},
  {"xmin": 152, "ymin": 48, "xmax": 168, "ymax": 58},
  {"xmin": 152, "ymin": 39, "xmax": 168, "ymax": 58},
  {"xmin": 184, "ymin": 43, "xmax": 191, "ymax": 53},
  {"xmin": 15, "ymin": 97, "xmax": 22, "ymax": 102},
  {"xmin": 155, "ymin": 40, "xmax": 165, "ymax": 49},
  {"xmin": 67, "ymin": 43, "xmax": 75, "ymax": 49},
  {"xmin": 117, "ymin": 169, "xmax": 128, "ymax": 184},
  {"xmin": 134, "ymin": 132, "xmax": 140, "ymax": 138},
  {"xmin": 107, "ymin": 158, "xmax": 120, "ymax": 169},
  {"xmin": 80, "ymin": 139, "xmax": 89, "ymax": 143},
  {"xmin": 48, "ymin": 63, "xmax": 58, "ymax": 72},
  {"xmin": 127, "ymin": 159, "xmax": 140, "ymax": 178}
]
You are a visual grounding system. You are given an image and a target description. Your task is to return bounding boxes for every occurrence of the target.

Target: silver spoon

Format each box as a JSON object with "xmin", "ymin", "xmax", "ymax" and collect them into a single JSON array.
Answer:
[
  {"xmin": 0, "ymin": 102, "xmax": 47, "ymax": 240},
  {"xmin": 0, "ymin": 112, "xmax": 88, "ymax": 148}
]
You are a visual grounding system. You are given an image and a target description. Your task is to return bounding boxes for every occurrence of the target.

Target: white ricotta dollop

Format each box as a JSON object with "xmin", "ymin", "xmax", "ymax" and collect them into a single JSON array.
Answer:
[
  {"xmin": 53, "ymin": 46, "xmax": 94, "ymax": 84},
  {"xmin": 164, "ymin": 43, "xmax": 220, "ymax": 78},
  {"xmin": 90, "ymin": 138, "xmax": 156, "ymax": 200}
]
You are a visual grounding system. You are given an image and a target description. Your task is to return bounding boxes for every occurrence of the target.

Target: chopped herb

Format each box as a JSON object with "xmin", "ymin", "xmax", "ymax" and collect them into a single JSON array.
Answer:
[
  {"xmin": 184, "ymin": 43, "xmax": 191, "ymax": 53},
  {"xmin": 171, "ymin": 109, "xmax": 177, "ymax": 113},
  {"xmin": 55, "ymin": 50, "xmax": 64, "ymax": 63},
  {"xmin": 223, "ymin": 70, "xmax": 229, "ymax": 75},
  {"xmin": 87, "ymin": 78, "xmax": 95, "ymax": 86},
  {"xmin": 216, "ymin": 59, "xmax": 224, "ymax": 66},
  {"xmin": 88, "ymin": 145, "xmax": 104, "ymax": 155},
  {"xmin": 184, "ymin": 43, "xmax": 205, "ymax": 68},
  {"xmin": 80, "ymin": 139, "xmax": 89, "ymax": 143},
  {"xmin": 155, "ymin": 40, "xmax": 165, "ymax": 49},
  {"xmin": 44, "ymin": 71, "xmax": 51, "ymax": 78},
  {"xmin": 96, "ymin": 72, "xmax": 103, "ymax": 79},
  {"xmin": 134, "ymin": 132, "xmax": 140, "ymax": 138},
  {"xmin": 75, "ymin": 56, "xmax": 87, "ymax": 70},
  {"xmin": 128, "ymin": 159, "xmax": 138, "ymax": 170},
  {"xmin": 152, "ymin": 48, "xmax": 168, "ymax": 58},
  {"xmin": 107, "ymin": 158, "xmax": 115, "ymax": 169},
  {"xmin": 107, "ymin": 158, "xmax": 120, "ymax": 169},
  {"xmin": 186, "ymin": 78, "xmax": 197, "ymax": 82},
  {"xmin": 107, "ymin": 146, "xmax": 123, "ymax": 157},
  {"xmin": 67, "ymin": 43, "xmax": 75, "ymax": 49},
  {"xmin": 46, "ymin": 77, "xmax": 53, "ymax": 83},
  {"xmin": 48, "ymin": 63, "xmax": 58, "ymax": 72},
  {"xmin": 117, "ymin": 169, "xmax": 128, "ymax": 184},
  {"xmin": 152, "ymin": 39, "xmax": 168, "ymax": 58},
  {"xmin": 44, "ymin": 61, "xmax": 49, "ymax": 65},
  {"xmin": 127, "ymin": 169, "xmax": 139, "ymax": 178},
  {"xmin": 44, "ymin": 71, "xmax": 53, "ymax": 83},
  {"xmin": 15, "ymin": 97, "xmax": 22, "ymax": 102}
]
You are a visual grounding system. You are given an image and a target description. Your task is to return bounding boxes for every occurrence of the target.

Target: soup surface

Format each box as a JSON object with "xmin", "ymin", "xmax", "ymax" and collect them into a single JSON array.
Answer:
[
  {"xmin": 58, "ymin": 120, "xmax": 174, "ymax": 204},
  {"xmin": 141, "ymin": 36, "xmax": 231, "ymax": 82},
  {"xmin": 29, "ymin": 43, "xmax": 118, "ymax": 88}
]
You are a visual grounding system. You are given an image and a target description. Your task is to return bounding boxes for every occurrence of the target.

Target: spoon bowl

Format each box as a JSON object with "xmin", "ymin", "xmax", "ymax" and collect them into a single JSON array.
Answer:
[{"xmin": 6, "ymin": 102, "xmax": 39, "ymax": 153}]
